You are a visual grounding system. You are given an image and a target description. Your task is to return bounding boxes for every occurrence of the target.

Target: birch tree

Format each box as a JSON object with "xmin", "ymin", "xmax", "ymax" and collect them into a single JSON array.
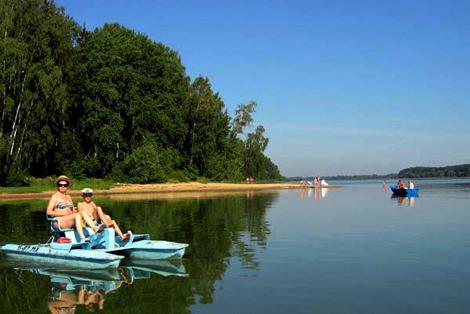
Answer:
[{"xmin": 0, "ymin": 0, "xmax": 78, "ymax": 184}]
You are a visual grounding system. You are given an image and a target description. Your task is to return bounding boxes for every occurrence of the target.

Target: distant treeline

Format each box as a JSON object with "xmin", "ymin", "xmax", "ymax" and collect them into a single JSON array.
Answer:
[
  {"xmin": 398, "ymin": 164, "xmax": 470, "ymax": 178},
  {"xmin": 0, "ymin": 0, "xmax": 282, "ymax": 186},
  {"xmin": 289, "ymin": 174, "xmax": 397, "ymax": 181},
  {"xmin": 324, "ymin": 174, "xmax": 397, "ymax": 180},
  {"xmin": 289, "ymin": 163, "xmax": 470, "ymax": 181}
]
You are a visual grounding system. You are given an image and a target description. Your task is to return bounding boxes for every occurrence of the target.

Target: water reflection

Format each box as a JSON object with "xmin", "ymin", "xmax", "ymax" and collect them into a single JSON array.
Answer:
[
  {"xmin": 8, "ymin": 259, "xmax": 188, "ymax": 313},
  {"xmin": 121, "ymin": 259, "xmax": 188, "ymax": 278},
  {"xmin": 0, "ymin": 192, "xmax": 278, "ymax": 312},
  {"xmin": 46, "ymin": 269, "xmax": 121, "ymax": 313},
  {"xmin": 391, "ymin": 195, "xmax": 418, "ymax": 206},
  {"xmin": 299, "ymin": 187, "xmax": 328, "ymax": 200}
]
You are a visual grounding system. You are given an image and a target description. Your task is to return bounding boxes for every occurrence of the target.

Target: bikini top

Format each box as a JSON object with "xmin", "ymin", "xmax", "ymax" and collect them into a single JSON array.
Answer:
[{"xmin": 54, "ymin": 200, "xmax": 74, "ymax": 210}]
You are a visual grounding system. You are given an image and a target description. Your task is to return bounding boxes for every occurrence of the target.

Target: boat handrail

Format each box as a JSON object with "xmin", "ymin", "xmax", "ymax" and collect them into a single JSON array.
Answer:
[{"xmin": 46, "ymin": 214, "xmax": 75, "ymax": 233}]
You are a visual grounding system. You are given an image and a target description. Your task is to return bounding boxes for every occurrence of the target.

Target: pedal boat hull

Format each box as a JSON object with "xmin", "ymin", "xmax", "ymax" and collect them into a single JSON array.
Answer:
[
  {"xmin": 0, "ymin": 243, "xmax": 123, "ymax": 269},
  {"xmin": 108, "ymin": 237, "xmax": 188, "ymax": 260}
]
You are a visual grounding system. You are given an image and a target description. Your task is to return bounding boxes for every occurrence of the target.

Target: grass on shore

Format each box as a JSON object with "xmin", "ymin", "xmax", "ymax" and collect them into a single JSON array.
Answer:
[
  {"xmin": 0, "ymin": 176, "xmax": 285, "ymax": 194},
  {"xmin": 0, "ymin": 177, "xmax": 115, "ymax": 194}
]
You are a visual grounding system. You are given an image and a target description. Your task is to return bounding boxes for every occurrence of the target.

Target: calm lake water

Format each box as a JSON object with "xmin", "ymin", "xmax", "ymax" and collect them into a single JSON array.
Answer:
[{"xmin": 1, "ymin": 179, "xmax": 470, "ymax": 313}]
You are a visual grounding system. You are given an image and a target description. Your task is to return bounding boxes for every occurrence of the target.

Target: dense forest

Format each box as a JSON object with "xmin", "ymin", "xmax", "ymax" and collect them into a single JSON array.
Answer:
[
  {"xmin": 0, "ymin": 0, "xmax": 282, "ymax": 186},
  {"xmin": 398, "ymin": 164, "xmax": 470, "ymax": 178}
]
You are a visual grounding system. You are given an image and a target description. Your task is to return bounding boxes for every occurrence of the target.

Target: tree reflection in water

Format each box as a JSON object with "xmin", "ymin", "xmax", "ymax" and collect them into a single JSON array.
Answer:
[
  {"xmin": 0, "ymin": 191, "xmax": 278, "ymax": 312},
  {"xmin": 18, "ymin": 261, "xmax": 185, "ymax": 313}
]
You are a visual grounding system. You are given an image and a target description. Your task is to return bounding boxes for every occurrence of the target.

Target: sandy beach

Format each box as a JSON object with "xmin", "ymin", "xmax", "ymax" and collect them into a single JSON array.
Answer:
[{"xmin": 0, "ymin": 182, "xmax": 342, "ymax": 201}]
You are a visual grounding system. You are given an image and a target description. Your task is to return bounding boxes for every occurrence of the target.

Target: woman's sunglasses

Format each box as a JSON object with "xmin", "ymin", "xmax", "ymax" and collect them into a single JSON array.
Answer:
[
  {"xmin": 57, "ymin": 183, "xmax": 69, "ymax": 188},
  {"xmin": 83, "ymin": 193, "xmax": 93, "ymax": 197}
]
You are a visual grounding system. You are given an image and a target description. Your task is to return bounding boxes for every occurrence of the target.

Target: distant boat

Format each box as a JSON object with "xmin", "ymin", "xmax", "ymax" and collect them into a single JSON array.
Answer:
[{"xmin": 390, "ymin": 184, "xmax": 420, "ymax": 197}]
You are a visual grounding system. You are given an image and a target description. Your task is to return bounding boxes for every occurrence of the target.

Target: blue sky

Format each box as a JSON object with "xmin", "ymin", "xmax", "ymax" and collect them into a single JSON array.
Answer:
[{"xmin": 56, "ymin": 0, "xmax": 470, "ymax": 176}]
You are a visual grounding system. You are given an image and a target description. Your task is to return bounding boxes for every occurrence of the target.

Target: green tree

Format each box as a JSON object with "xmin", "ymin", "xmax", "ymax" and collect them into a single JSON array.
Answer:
[
  {"xmin": 0, "ymin": 2, "xmax": 283, "ymax": 184},
  {"xmin": 230, "ymin": 102, "xmax": 282, "ymax": 181},
  {"xmin": 114, "ymin": 140, "xmax": 170, "ymax": 183},
  {"xmin": 184, "ymin": 77, "xmax": 239, "ymax": 180},
  {"xmin": 71, "ymin": 23, "xmax": 189, "ymax": 177},
  {"xmin": 0, "ymin": 0, "xmax": 79, "ymax": 184},
  {"xmin": 231, "ymin": 101, "xmax": 257, "ymax": 135}
]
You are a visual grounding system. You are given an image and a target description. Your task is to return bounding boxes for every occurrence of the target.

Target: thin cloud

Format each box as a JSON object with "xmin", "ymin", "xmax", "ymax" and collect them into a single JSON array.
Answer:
[{"xmin": 267, "ymin": 122, "xmax": 467, "ymax": 142}]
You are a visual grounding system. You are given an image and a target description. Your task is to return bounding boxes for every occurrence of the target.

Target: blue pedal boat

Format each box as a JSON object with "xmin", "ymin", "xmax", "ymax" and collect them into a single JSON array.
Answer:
[
  {"xmin": 48, "ymin": 222, "xmax": 188, "ymax": 260},
  {"xmin": 0, "ymin": 240, "xmax": 123, "ymax": 269},
  {"xmin": 107, "ymin": 234, "xmax": 188, "ymax": 260},
  {"xmin": 0, "ymin": 216, "xmax": 188, "ymax": 269},
  {"xmin": 390, "ymin": 184, "xmax": 420, "ymax": 197}
]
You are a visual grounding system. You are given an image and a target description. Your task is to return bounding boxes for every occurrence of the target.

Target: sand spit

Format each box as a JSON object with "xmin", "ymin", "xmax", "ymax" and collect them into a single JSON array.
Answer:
[{"xmin": 0, "ymin": 182, "xmax": 342, "ymax": 201}]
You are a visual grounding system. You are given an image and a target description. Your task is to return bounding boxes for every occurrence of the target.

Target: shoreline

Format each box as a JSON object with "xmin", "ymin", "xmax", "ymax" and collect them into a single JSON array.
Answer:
[{"xmin": 0, "ymin": 182, "xmax": 342, "ymax": 201}]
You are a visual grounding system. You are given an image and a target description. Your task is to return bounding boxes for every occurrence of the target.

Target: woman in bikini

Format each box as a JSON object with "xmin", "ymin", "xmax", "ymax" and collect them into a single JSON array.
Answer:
[
  {"xmin": 46, "ymin": 176, "xmax": 102, "ymax": 242},
  {"xmin": 77, "ymin": 188, "xmax": 131, "ymax": 241}
]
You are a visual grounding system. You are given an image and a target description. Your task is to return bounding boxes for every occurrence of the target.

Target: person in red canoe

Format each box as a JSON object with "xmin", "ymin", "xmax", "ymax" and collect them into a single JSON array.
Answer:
[{"xmin": 397, "ymin": 179, "xmax": 405, "ymax": 189}]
